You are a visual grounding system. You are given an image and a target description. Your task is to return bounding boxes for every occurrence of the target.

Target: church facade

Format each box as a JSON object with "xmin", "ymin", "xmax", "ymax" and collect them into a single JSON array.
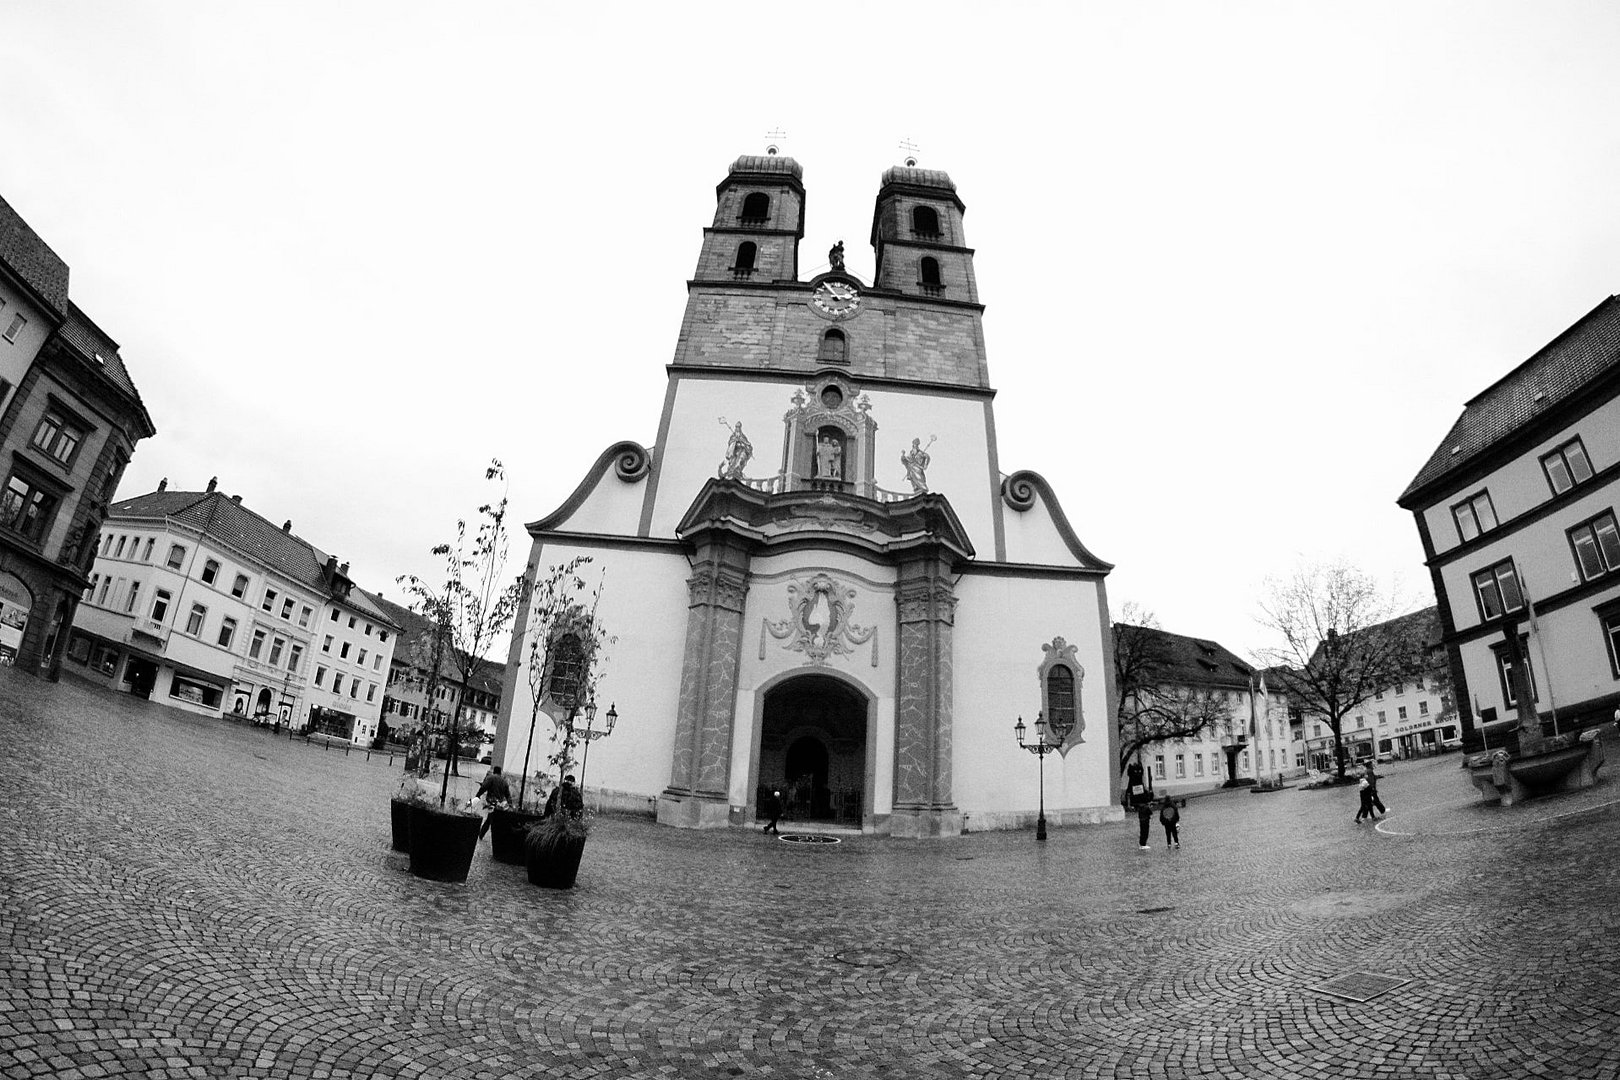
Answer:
[{"xmin": 493, "ymin": 154, "xmax": 1121, "ymax": 836}]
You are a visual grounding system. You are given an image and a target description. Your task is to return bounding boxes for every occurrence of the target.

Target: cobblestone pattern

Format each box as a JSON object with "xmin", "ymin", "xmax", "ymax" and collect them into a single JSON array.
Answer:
[{"xmin": 4, "ymin": 671, "xmax": 1620, "ymax": 1079}]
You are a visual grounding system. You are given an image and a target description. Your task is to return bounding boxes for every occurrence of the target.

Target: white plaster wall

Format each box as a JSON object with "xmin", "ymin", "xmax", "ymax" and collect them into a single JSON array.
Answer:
[
  {"xmin": 498, "ymin": 539, "xmax": 691, "ymax": 801},
  {"xmin": 0, "ymin": 285, "xmax": 49, "ymax": 393},
  {"xmin": 549, "ymin": 458, "xmax": 652, "ymax": 537},
  {"xmin": 950, "ymin": 572, "xmax": 1114, "ymax": 825},
  {"xmin": 1458, "ymin": 587, "xmax": 1620, "ymax": 721},
  {"xmin": 1001, "ymin": 487, "xmax": 1088, "ymax": 568},
  {"xmin": 1422, "ymin": 395, "xmax": 1620, "ymax": 557},
  {"xmin": 859, "ymin": 388, "xmax": 996, "ymax": 554}
]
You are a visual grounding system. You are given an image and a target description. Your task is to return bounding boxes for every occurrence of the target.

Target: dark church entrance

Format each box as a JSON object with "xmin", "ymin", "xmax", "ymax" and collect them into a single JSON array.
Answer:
[{"xmin": 757, "ymin": 674, "xmax": 867, "ymax": 826}]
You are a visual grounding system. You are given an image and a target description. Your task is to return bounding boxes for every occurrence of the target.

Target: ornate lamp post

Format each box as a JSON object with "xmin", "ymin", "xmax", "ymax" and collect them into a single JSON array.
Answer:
[
  {"xmin": 1015, "ymin": 709, "xmax": 1073, "ymax": 841},
  {"xmin": 576, "ymin": 701, "xmax": 618, "ymax": 791}
]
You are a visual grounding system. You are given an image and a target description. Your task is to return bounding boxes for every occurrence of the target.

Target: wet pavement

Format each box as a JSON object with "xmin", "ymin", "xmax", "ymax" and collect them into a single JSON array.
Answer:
[{"xmin": 3, "ymin": 670, "xmax": 1618, "ymax": 1079}]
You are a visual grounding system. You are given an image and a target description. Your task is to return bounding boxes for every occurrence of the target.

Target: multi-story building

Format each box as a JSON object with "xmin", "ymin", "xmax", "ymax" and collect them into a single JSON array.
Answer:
[
  {"xmin": 1122, "ymin": 626, "xmax": 1298, "ymax": 797},
  {"xmin": 67, "ymin": 480, "xmax": 399, "ymax": 743},
  {"xmin": 373, "ymin": 594, "xmax": 505, "ymax": 760},
  {"xmin": 1399, "ymin": 294, "xmax": 1620, "ymax": 747},
  {"xmin": 0, "ymin": 194, "xmax": 155, "ymax": 676}
]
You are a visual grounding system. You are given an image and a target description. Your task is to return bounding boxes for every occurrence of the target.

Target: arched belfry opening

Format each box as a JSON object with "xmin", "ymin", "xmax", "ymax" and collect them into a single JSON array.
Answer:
[{"xmin": 757, "ymin": 674, "xmax": 868, "ymax": 826}]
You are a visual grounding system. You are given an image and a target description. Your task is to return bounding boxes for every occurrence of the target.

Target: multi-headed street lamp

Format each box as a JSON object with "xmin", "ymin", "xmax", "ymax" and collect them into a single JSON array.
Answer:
[
  {"xmin": 576, "ymin": 701, "xmax": 618, "ymax": 791},
  {"xmin": 1015, "ymin": 709, "xmax": 1074, "ymax": 841}
]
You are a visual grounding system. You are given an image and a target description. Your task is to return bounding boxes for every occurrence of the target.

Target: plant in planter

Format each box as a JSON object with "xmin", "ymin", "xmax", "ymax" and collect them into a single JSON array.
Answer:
[
  {"xmin": 396, "ymin": 459, "xmax": 526, "ymax": 883},
  {"xmin": 389, "ymin": 774, "xmax": 429, "ymax": 852},
  {"xmin": 524, "ymin": 807, "xmax": 589, "ymax": 889}
]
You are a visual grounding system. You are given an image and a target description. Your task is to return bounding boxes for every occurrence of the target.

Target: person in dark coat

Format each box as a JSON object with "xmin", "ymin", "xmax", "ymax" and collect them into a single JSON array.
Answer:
[
  {"xmin": 1135, "ymin": 798, "xmax": 1154, "ymax": 850},
  {"xmin": 761, "ymin": 790, "xmax": 783, "ymax": 834},
  {"xmin": 1361, "ymin": 761, "xmax": 1387, "ymax": 818},
  {"xmin": 544, "ymin": 774, "xmax": 584, "ymax": 819},
  {"xmin": 474, "ymin": 766, "xmax": 512, "ymax": 839},
  {"xmin": 1159, "ymin": 797, "xmax": 1181, "ymax": 848}
]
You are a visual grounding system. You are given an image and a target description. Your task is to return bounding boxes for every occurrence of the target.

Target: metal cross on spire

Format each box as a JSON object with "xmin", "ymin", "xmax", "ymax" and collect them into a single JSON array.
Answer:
[
  {"xmin": 899, "ymin": 137, "xmax": 920, "ymax": 167},
  {"xmin": 765, "ymin": 127, "xmax": 788, "ymax": 156}
]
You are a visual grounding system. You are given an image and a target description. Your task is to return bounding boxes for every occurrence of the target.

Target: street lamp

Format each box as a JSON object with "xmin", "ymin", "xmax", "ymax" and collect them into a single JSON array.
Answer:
[
  {"xmin": 576, "ymin": 700, "xmax": 618, "ymax": 791},
  {"xmin": 1015, "ymin": 709, "xmax": 1073, "ymax": 841}
]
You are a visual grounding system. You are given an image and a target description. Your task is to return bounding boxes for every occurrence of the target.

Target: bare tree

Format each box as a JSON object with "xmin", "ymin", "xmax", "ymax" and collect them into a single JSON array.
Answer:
[
  {"xmin": 1113, "ymin": 602, "xmax": 1232, "ymax": 773},
  {"xmin": 399, "ymin": 460, "xmax": 526, "ymax": 806},
  {"xmin": 1255, "ymin": 559, "xmax": 1424, "ymax": 779},
  {"xmin": 512, "ymin": 556, "xmax": 611, "ymax": 807}
]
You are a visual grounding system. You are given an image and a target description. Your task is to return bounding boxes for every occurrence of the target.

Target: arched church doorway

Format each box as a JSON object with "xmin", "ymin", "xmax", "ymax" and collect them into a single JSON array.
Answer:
[{"xmin": 758, "ymin": 673, "xmax": 866, "ymax": 826}]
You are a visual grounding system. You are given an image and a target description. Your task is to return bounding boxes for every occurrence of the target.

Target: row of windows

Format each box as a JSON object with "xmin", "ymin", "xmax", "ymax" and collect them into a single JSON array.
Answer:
[
  {"xmin": 312, "ymin": 664, "xmax": 377, "ymax": 702},
  {"xmin": 83, "ymin": 572, "xmax": 304, "ymax": 673},
  {"xmin": 1470, "ymin": 507, "xmax": 1620, "ymax": 622},
  {"xmin": 1152, "ymin": 747, "xmax": 1283, "ymax": 780},
  {"xmin": 102, "ymin": 532, "xmax": 189, "ymax": 570},
  {"xmin": 319, "ymin": 632, "xmax": 384, "ymax": 672},
  {"xmin": 1450, "ymin": 436, "xmax": 1596, "ymax": 544}
]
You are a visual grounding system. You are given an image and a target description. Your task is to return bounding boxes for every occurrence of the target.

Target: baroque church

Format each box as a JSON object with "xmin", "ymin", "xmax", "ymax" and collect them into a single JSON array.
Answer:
[{"xmin": 493, "ymin": 152, "xmax": 1121, "ymax": 835}]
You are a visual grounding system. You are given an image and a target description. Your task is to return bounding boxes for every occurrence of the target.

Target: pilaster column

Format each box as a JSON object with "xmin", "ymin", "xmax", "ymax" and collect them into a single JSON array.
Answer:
[
  {"xmin": 659, "ymin": 532, "xmax": 751, "ymax": 829},
  {"xmin": 891, "ymin": 549, "xmax": 962, "ymax": 837}
]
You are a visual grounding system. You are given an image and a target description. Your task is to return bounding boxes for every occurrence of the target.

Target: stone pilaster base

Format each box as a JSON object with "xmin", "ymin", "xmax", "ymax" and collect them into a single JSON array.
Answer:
[
  {"xmin": 657, "ymin": 791, "xmax": 733, "ymax": 829},
  {"xmin": 889, "ymin": 806, "xmax": 963, "ymax": 838}
]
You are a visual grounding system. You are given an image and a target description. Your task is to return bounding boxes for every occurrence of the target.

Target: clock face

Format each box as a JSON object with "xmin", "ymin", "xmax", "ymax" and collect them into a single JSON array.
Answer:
[{"xmin": 812, "ymin": 280, "xmax": 861, "ymax": 319}]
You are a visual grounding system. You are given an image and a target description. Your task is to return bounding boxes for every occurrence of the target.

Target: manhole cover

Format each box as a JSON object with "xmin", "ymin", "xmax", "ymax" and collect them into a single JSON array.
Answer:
[
  {"xmin": 1136, "ymin": 906, "xmax": 1176, "ymax": 914},
  {"xmin": 833, "ymin": 948, "xmax": 906, "ymax": 967},
  {"xmin": 779, "ymin": 833, "xmax": 841, "ymax": 845},
  {"xmin": 1311, "ymin": 972, "xmax": 1410, "ymax": 1002}
]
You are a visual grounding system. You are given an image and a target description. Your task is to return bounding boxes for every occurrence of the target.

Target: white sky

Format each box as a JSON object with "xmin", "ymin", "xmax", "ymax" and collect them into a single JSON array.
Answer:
[{"xmin": 5, "ymin": 1, "xmax": 1620, "ymax": 660}]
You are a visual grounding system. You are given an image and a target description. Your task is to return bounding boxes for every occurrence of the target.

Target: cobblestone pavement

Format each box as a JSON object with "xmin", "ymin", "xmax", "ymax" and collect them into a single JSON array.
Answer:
[{"xmin": 3, "ymin": 671, "xmax": 1619, "ymax": 1080}]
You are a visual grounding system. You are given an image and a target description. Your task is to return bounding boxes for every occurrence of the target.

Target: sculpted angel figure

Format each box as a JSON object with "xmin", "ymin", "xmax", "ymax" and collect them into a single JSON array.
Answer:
[{"xmin": 718, "ymin": 420, "xmax": 752, "ymax": 479}]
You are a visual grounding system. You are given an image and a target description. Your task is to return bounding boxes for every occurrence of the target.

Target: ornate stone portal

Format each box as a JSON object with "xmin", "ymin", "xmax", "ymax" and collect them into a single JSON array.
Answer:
[{"xmin": 762, "ymin": 573, "xmax": 879, "ymax": 666}]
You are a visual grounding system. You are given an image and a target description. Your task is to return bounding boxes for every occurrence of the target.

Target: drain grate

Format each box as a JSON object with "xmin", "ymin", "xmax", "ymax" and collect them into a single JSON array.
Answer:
[
  {"xmin": 778, "ymin": 833, "xmax": 841, "ymax": 845},
  {"xmin": 1310, "ymin": 972, "xmax": 1410, "ymax": 1002},
  {"xmin": 834, "ymin": 947, "xmax": 906, "ymax": 968}
]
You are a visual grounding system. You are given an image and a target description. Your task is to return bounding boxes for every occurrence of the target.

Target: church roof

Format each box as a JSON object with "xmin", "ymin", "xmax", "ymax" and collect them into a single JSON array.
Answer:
[
  {"xmin": 1399, "ymin": 294, "xmax": 1620, "ymax": 504},
  {"xmin": 729, "ymin": 154, "xmax": 803, "ymax": 180},
  {"xmin": 879, "ymin": 165, "xmax": 956, "ymax": 192}
]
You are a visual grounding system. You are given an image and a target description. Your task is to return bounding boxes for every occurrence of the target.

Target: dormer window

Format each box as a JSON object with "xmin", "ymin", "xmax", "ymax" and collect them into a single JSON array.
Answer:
[
  {"xmin": 911, "ymin": 205, "xmax": 940, "ymax": 239},
  {"xmin": 733, "ymin": 241, "xmax": 757, "ymax": 279},
  {"xmin": 817, "ymin": 328, "xmax": 848, "ymax": 365},
  {"xmin": 919, "ymin": 257, "xmax": 943, "ymax": 296},
  {"xmin": 740, "ymin": 192, "xmax": 770, "ymax": 226}
]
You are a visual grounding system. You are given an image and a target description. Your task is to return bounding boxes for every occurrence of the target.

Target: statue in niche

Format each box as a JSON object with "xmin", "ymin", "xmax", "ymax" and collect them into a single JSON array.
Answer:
[
  {"xmin": 815, "ymin": 434, "xmax": 843, "ymax": 480},
  {"xmin": 900, "ymin": 435, "xmax": 936, "ymax": 493},
  {"xmin": 828, "ymin": 240, "xmax": 845, "ymax": 271},
  {"xmin": 718, "ymin": 419, "xmax": 752, "ymax": 479}
]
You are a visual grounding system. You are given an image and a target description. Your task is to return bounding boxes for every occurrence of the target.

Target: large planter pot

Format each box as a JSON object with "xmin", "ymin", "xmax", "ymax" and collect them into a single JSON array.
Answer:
[
  {"xmin": 389, "ymin": 797, "xmax": 412, "ymax": 852},
  {"xmin": 407, "ymin": 803, "xmax": 481, "ymax": 883},
  {"xmin": 525, "ymin": 827, "xmax": 587, "ymax": 889},
  {"xmin": 488, "ymin": 807, "xmax": 544, "ymax": 865}
]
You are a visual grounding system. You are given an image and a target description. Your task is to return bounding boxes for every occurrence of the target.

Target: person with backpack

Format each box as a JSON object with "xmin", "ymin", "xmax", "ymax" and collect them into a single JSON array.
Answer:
[{"xmin": 1159, "ymin": 796, "xmax": 1181, "ymax": 849}]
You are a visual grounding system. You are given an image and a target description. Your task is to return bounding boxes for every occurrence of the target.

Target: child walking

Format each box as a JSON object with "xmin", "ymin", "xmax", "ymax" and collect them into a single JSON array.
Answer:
[{"xmin": 1159, "ymin": 797, "xmax": 1181, "ymax": 849}]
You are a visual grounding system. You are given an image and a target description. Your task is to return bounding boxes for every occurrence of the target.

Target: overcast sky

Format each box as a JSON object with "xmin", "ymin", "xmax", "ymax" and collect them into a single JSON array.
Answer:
[{"xmin": 5, "ymin": 1, "xmax": 1620, "ymax": 660}]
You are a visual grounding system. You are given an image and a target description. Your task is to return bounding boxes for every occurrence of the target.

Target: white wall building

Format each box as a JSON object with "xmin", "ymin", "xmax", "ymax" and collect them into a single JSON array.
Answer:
[{"xmin": 68, "ymin": 479, "xmax": 398, "ymax": 742}]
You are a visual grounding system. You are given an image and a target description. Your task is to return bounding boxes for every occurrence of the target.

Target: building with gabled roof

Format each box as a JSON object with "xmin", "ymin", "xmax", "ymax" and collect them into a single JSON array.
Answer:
[
  {"xmin": 373, "ymin": 594, "xmax": 506, "ymax": 762},
  {"xmin": 1399, "ymin": 294, "xmax": 1620, "ymax": 750},
  {"xmin": 67, "ymin": 479, "xmax": 399, "ymax": 742},
  {"xmin": 0, "ymin": 193, "xmax": 155, "ymax": 677}
]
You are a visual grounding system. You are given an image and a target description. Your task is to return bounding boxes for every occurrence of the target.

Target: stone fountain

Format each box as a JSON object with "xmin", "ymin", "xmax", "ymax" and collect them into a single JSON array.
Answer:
[{"xmin": 1465, "ymin": 620, "xmax": 1604, "ymax": 806}]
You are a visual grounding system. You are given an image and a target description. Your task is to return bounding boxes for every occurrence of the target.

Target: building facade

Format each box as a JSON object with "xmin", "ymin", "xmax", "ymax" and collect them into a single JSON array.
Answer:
[
  {"xmin": 494, "ymin": 153, "xmax": 1120, "ymax": 836},
  {"xmin": 1399, "ymin": 295, "xmax": 1620, "ymax": 746},
  {"xmin": 0, "ymin": 195, "xmax": 155, "ymax": 676},
  {"xmin": 374, "ymin": 594, "xmax": 506, "ymax": 761},
  {"xmin": 68, "ymin": 481, "xmax": 398, "ymax": 741}
]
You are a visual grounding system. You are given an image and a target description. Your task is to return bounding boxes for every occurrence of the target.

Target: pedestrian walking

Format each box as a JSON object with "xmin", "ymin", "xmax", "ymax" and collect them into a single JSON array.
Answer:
[
  {"xmin": 1159, "ymin": 796, "xmax": 1181, "ymax": 849},
  {"xmin": 761, "ymin": 789, "xmax": 782, "ymax": 834},
  {"xmin": 475, "ymin": 765, "xmax": 512, "ymax": 839},
  {"xmin": 1136, "ymin": 797, "xmax": 1154, "ymax": 850},
  {"xmin": 1354, "ymin": 775, "xmax": 1374, "ymax": 822},
  {"xmin": 1362, "ymin": 761, "xmax": 1387, "ymax": 817}
]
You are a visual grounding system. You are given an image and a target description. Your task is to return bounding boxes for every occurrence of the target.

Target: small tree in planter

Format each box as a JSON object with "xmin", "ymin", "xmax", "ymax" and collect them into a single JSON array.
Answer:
[{"xmin": 396, "ymin": 460, "xmax": 525, "ymax": 883}]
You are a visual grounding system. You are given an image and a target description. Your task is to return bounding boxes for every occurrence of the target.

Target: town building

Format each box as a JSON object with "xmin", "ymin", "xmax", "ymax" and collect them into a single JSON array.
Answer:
[
  {"xmin": 67, "ymin": 480, "xmax": 399, "ymax": 741},
  {"xmin": 1399, "ymin": 295, "xmax": 1620, "ymax": 746},
  {"xmin": 374, "ymin": 594, "xmax": 506, "ymax": 762},
  {"xmin": 494, "ymin": 151, "xmax": 1119, "ymax": 835},
  {"xmin": 0, "ymin": 194, "xmax": 155, "ymax": 675},
  {"xmin": 1120, "ymin": 627, "xmax": 1298, "ymax": 797}
]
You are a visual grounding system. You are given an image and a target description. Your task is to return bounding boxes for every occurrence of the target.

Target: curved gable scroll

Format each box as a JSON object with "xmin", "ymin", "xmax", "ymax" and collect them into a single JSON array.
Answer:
[
  {"xmin": 1000, "ymin": 470, "xmax": 1113, "ymax": 572},
  {"xmin": 529, "ymin": 441, "xmax": 652, "ymax": 534}
]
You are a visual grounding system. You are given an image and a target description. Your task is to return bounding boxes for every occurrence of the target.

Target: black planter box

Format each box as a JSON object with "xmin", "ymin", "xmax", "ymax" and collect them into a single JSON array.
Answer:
[
  {"xmin": 525, "ymin": 828, "xmax": 587, "ymax": 889},
  {"xmin": 488, "ymin": 807, "xmax": 544, "ymax": 865},
  {"xmin": 389, "ymin": 797, "xmax": 412, "ymax": 852},
  {"xmin": 406, "ymin": 803, "xmax": 481, "ymax": 883}
]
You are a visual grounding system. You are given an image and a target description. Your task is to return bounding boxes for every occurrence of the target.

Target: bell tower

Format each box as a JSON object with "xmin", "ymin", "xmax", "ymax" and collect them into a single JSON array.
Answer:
[
  {"xmin": 693, "ymin": 152, "xmax": 805, "ymax": 284},
  {"xmin": 868, "ymin": 165, "xmax": 979, "ymax": 305}
]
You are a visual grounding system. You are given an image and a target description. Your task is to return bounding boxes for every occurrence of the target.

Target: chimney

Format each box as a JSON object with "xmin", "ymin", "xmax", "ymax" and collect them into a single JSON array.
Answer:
[
  {"xmin": 339, "ymin": 561, "xmax": 350, "ymax": 576},
  {"xmin": 230, "ymin": 494, "xmax": 242, "ymax": 504},
  {"xmin": 324, "ymin": 555, "xmax": 337, "ymax": 579},
  {"xmin": 282, "ymin": 520, "xmax": 292, "ymax": 532},
  {"xmin": 157, "ymin": 478, "xmax": 167, "ymax": 492},
  {"xmin": 206, "ymin": 477, "xmax": 217, "ymax": 493}
]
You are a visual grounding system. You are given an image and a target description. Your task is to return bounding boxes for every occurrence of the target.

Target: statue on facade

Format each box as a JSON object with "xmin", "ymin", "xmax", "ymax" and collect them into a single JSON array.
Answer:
[
  {"xmin": 815, "ymin": 434, "xmax": 843, "ymax": 480},
  {"xmin": 718, "ymin": 419, "xmax": 752, "ymax": 479},
  {"xmin": 828, "ymin": 240, "xmax": 845, "ymax": 271},
  {"xmin": 900, "ymin": 435, "xmax": 935, "ymax": 493}
]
